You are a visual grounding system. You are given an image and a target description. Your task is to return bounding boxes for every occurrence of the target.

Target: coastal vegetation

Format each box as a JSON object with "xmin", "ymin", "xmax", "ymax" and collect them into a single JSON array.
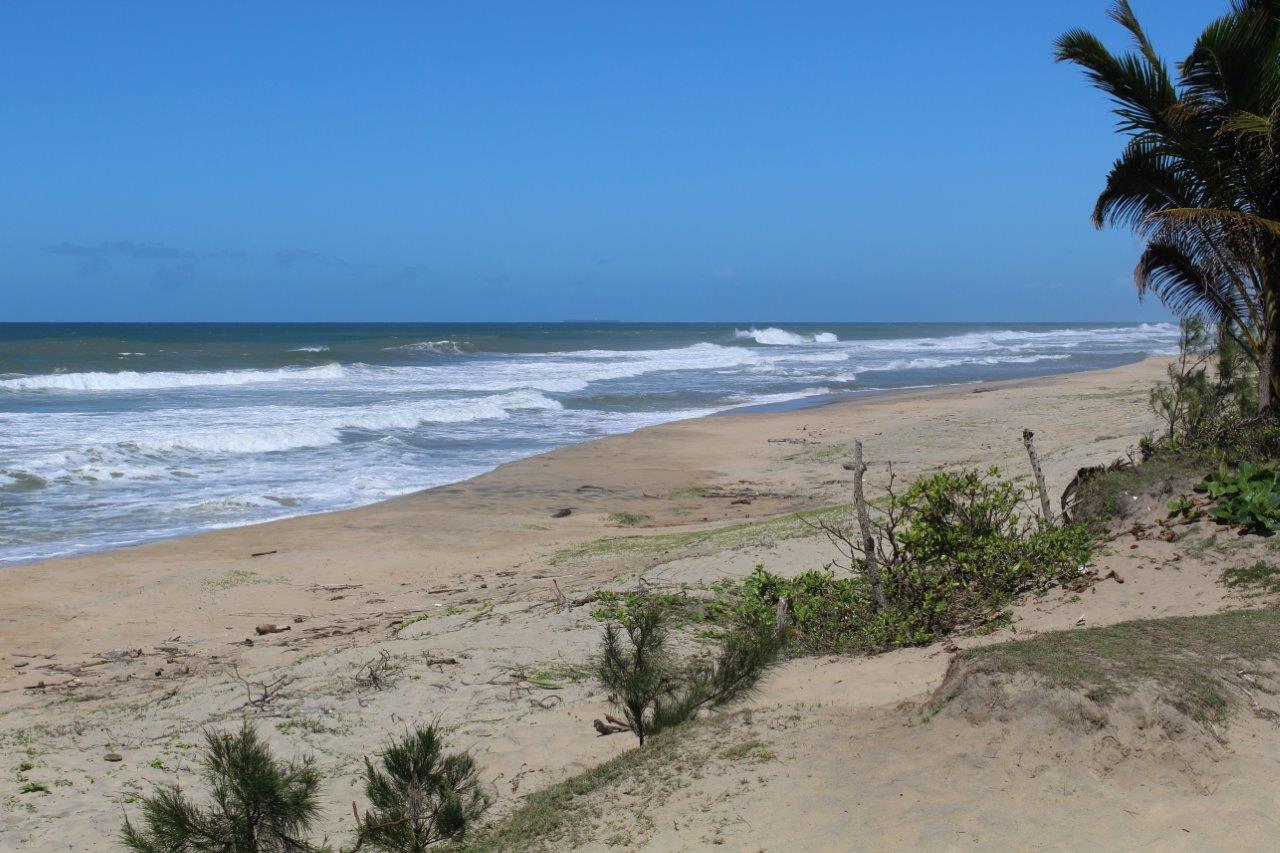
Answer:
[
  {"xmin": 354, "ymin": 727, "xmax": 490, "ymax": 852},
  {"xmin": 121, "ymin": 725, "xmax": 323, "ymax": 852},
  {"xmin": 705, "ymin": 468, "xmax": 1092, "ymax": 654},
  {"xmin": 596, "ymin": 602, "xmax": 784, "ymax": 745},
  {"xmin": 121, "ymin": 723, "xmax": 487, "ymax": 852},
  {"xmin": 941, "ymin": 608, "xmax": 1280, "ymax": 724},
  {"xmin": 1056, "ymin": 0, "xmax": 1280, "ymax": 411}
]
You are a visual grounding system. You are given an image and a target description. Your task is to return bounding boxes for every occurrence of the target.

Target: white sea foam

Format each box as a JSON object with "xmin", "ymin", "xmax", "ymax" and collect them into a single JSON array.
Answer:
[
  {"xmin": 28, "ymin": 391, "xmax": 567, "ymax": 464},
  {"xmin": 849, "ymin": 353, "xmax": 1074, "ymax": 374},
  {"xmin": 726, "ymin": 387, "xmax": 834, "ymax": 407},
  {"xmin": 734, "ymin": 327, "xmax": 839, "ymax": 345},
  {"xmin": 0, "ymin": 322, "xmax": 1182, "ymax": 566},
  {"xmin": 1, "ymin": 363, "xmax": 347, "ymax": 392},
  {"xmin": 389, "ymin": 340, "xmax": 470, "ymax": 355},
  {"xmin": 846, "ymin": 323, "xmax": 1178, "ymax": 355},
  {"xmin": 290, "ymin": 345, "xmax": 330, "ymax": 352}
]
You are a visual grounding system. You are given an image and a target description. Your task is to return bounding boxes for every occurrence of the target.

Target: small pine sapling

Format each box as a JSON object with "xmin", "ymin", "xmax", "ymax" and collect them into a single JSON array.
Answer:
[
  {"xmin": 352, "ymin": 725, "xmax": 490, "ymax": 851},
  {"xmin": 121, "ymin": 724, "xmax": 322, "ymax": 852}
]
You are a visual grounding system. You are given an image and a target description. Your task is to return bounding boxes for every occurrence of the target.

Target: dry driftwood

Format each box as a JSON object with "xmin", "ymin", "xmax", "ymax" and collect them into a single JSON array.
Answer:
[
  {"xmin": 593, "ymin": 717, "xmax": 631, "ymax": 736},
  {"xmin": 851, "ymin": 440, "xmax": 888, "ymax": 613},
  {"xmin": 231, "ymin": 664, "xmax": 292, "ymax": 711},
  {"xmin": 1022, "ymin": 429, "xmax": 1055, "ymax": 523}
]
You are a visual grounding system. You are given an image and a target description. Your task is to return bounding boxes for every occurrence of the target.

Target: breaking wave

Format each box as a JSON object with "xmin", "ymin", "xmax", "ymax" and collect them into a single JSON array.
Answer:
[
  {"xmin": 388, "ymin": 340, "xmax": 472, "ymax": 355},
  {"xmin": 1, "ymin": 363, "xmax": 347, "ymax": 392},
  {"xmin": 0, "ymin": 321, "xmax": 1181, "ymax": 566},
  {"xmin": 734, "ymin": 327, "xmax": 840, "ymax": 346}
]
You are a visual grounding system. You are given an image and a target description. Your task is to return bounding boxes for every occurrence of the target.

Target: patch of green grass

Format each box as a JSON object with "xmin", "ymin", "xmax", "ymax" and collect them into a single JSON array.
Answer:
[
  {"xmin": 606, "ymin": 511, "xmax": 650, "ymax": 527},
  {"xmin": 18, "ymin": 781, "xmax": 49, "ymax": 795},
  {"xmin": 955, "ymin": 609, "xmax": 1280, "ymax": 722},
  {"xmin": 591, "ymin": 589, "xmax": 702, "ymax": 627},
  {"xmin": 460, "ymin": 723, "xmax": 705, "ymax": 851},
  {"xmin": 275, "ymin": 716, "xmax": 341, "ymax": 736},
  {"xmin": 719, "ymin": 738, "xmax": 776, "ymax": 764},
  {"xmin": 1070, "ymin": 455, "xmax": 1208, "ymax": 530},
  {"xmin": 528, "ymin": 660, "xmax": 594, "ymax": 684},
  {"xmin": 201, "ymin": 569, "xmax": 273, "ymax": 592},
  {"xmin": 391, "ymin": 612, "xmax": 432, "ymax": 634},
  {"xmin": 1063, "ymin": 389, "xmax": 1147, "ymax": 402},
  {"xmin": 783, "ymin": 444, "xmax": 850, "ymax": 464},
  {"xmin": 1221, "ymin": 562, "xmax": 1280, "ymax": 597},
  {"xmin": 552, "ymin": 503, "xmax": 849, "ymax": 566}
]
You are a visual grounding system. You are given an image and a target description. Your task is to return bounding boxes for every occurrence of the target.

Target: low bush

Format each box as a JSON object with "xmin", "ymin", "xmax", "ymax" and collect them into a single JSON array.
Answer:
[
  {"xmin": 597, "ymin": 601, "xmax": 783, "ymax": 746},
  {"xmin": 1139, "ymin": 318, "xmax": 1280, "ymax": 464},
  {"xmin": 1197, "ymin": 461, "xmax": 1280, "ymax": 535},
  {"xmin": 710, "ymin": 468, "xmax": 1092, "ymax": 654},
  {"xmin": 1149, "ymin": 318, "xmax": 1257, "ymax": 447},
  {"xmin": 122, "ymin": 722, "xmax": 488, "ymax": 852},
  {"xmin": 590, "ymin": 589, "xmax": 696, "ymax": 626},
  {"xmin": 354, "ymin": 725, "xmax": 490, "ymax": 851},
  {"xmin": 121, "ymin": 724, "xmax": 322, "ymax": 852}
]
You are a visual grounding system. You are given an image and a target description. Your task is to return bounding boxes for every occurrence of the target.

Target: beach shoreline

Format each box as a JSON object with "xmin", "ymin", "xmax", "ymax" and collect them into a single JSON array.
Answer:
[
  {"xmin": 1, "ymin": 322, "xmax": 1179, "ymax": 570},
  {"xmin": 1, "ymin": 353, "xmax": 1163, "ymax": 571},
  {"xmin": 0, "ymin": 358, "xmax": 1170, "ymax": 699},
  {"xmin": 16, "ymin": 353, "xmax": 1259, "ymax": 851}
]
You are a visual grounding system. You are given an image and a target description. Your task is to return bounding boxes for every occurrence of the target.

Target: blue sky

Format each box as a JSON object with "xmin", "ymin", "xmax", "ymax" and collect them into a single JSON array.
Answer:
[{"xmin": 1, "ymin": 1, "xmax": 1229, "ymax": 322}]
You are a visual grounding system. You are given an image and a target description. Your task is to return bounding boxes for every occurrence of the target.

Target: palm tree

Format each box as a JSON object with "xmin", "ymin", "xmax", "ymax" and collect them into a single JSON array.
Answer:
[{"xmin": 1056, "ymin": 1, "xmax": 1280, "ymax": 411}]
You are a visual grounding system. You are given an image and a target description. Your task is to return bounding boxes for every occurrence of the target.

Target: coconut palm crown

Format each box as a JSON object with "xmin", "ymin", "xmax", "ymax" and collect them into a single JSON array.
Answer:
[{"xmin": 1056, "ymin": 0, "xmax": 1280, "ymax": 409}]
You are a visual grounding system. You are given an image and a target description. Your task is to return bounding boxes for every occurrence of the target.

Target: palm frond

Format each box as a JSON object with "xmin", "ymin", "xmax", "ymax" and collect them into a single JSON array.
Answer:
[
  {"xmin": 1135, "ymin": 237, "xmax": 1259, "ymax": 352},
  {"xmin": 1054, "ymin": 28, "xmax": 1176, "ymax": 136},
  {"xmin": 1093, "ymin": 139, "xmax": 1201, "ymax": 230}
]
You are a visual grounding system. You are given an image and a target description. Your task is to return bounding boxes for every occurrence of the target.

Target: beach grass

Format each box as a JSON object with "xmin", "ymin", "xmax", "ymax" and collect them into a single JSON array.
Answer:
[
  {"xmin": 1071, "ymin": 454, "xmax": 1209, "ymax": 528},
  {"xmin": 459, "ymin": 721, "xmax": 711, "ymax": 852},
  {"xmin": 551, "ymin": 503, "xmax": 850, "ymax": 565},
  {"xmin": 953, "ymin": 608, "xmax": 1280, "ymax": 722}
]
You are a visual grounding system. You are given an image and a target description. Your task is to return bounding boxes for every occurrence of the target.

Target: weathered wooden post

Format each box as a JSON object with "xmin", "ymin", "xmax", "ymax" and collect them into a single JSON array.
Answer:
[
  {"xmin": 851, "ymin": 440, "xmax": 888, "ymax": 613},
  {"xmin": 1022, "ymin": 428, "xmax": 1055, "ymax": 524}
]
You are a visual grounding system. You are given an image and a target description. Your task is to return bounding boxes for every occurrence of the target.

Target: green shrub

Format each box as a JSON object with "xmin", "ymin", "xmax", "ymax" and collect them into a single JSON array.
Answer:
[
  {"xmin": 590, "ymin": 589, "xmax": 695, "ymax": 626},
  {"xmin": 1140, "ymin": 318, "xmax": 1280, "ymax": 464},
  {"xmin": 121, "ymin": 724, "xmax": 321, "ymax": 852},
  {"xmin": 354, "ymin": 725, "xmax": 490, "ymax": 851},
  {"xmin": 1149, "ymin": 318, "xmax": 1257, "ymax": 446},
  {"xmin": 711, "ymin": 468, "xmax": 1093, "ymax": 654},
  {"xmin": 597, "ymin": 602, "xmax": 783, "ymax": 745},
  {"xmin": 1197, "ymin": 461, "xmax": 1280, "ymax": 534}
]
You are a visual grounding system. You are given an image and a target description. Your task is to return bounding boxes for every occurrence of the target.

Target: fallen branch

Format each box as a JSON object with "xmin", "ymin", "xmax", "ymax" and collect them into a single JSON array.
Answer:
[{"xmin": 230, "ymin": 664, "xmax": 293, "ymax": 711}]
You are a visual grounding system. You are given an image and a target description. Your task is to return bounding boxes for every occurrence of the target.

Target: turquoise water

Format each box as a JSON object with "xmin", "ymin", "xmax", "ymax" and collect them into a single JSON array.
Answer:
[{"xmin": 0, "ymin": 321, "xmax": 1177, "ymax": 565}]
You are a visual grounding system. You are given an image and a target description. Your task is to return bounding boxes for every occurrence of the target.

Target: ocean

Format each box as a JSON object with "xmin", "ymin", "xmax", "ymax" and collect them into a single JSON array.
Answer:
[{"xmin": 0, "ymin": 321, "xmax": 1178, "ymax": 566}]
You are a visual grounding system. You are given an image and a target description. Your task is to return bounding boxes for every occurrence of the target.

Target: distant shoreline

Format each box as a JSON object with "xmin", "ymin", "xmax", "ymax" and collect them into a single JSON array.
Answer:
[{"xmin": 1, "ymin": 351, "xmax": 1163, "ymax": 569}]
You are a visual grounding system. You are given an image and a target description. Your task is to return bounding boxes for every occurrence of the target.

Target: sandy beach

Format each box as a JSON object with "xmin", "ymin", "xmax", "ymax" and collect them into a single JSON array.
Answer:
[
  {"xmin": 0, "ymin": 359, "xmax": 1170, "ymax": 699},
  {"xmin": 10, "ymin": 355, "xmax": 1278, "ymax": 850}
]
